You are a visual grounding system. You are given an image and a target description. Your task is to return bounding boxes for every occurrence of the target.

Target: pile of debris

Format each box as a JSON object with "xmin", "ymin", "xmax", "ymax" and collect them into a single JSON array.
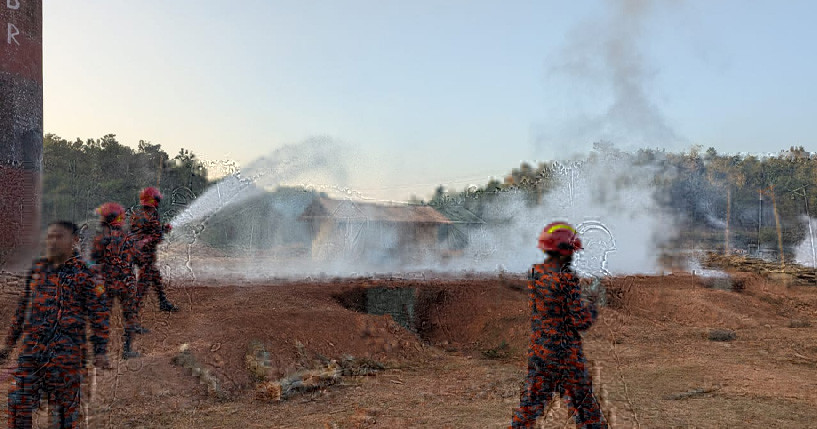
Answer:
[
  {"xmin": 171, "ymin": 343, "xmax": 229, "ymax": 400},
  {"xmin": 249, "ymin": 340, "xmax": 386, "ymax": 402},
  {"xmin": 255, "ymin": 356, "xmax": 386, "ymax": 402},
  {"xmin": 702, "ymin": 251, "xmax": 817, "ymax": 284},
  {"xmin": 171, "ymin": 340, "xmax": 387, "ymax": 402}
]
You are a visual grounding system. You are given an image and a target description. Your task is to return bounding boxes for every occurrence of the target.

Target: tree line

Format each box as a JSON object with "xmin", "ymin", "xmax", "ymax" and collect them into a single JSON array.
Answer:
[
  {"xmin": 425, "ymin": 143, "xmax": 817, "ymax": 259},
  {"xmin": 41, "ymin": 133, "xmax": 209, "ymax": 229},
  {"xmin": 40, "ymin": 134, "xmax": 817, "ymax": 259}
]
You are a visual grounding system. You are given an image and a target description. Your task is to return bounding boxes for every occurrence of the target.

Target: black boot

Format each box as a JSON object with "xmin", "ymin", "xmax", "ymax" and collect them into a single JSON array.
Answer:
[
  {"xmin": 157, "ymin": 289, "xmax": 179, "ymax": 312},
  {"xmin": 122, "ymin": 334, "xmax": 141, "ymax": 359},
  {"xmin": 159, "ymin": 299, "xmax": 179, "ymax": 312}
]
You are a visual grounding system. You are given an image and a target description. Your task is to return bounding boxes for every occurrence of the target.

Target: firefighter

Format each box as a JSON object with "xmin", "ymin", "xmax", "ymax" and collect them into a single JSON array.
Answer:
[
  {"xmin": 0, "ymin": 221, "xmax": 111, "ymax": 429},
  {"xmin": 510, "ymin": 221, "xmax": 607, "ymax": 429},
  {"xmin": 129, "ymin": 187, "xmax": 179, "ymax": 313},
  {"xmin": 91, "ymin": 202, "xmax": 142, "ymax": 359}
]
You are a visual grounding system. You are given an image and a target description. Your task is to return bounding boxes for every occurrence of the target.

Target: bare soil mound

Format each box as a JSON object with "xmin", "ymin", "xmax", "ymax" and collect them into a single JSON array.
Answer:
[{"xmin": 0, "ymin": 271, "xmax": 815, "ymax": 427}]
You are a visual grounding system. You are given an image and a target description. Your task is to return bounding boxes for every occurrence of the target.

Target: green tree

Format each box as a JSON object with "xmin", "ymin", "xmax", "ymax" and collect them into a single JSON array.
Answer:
[{"xmin": 40, "ymin": 134, "xmax": 211, "ymax": 229}]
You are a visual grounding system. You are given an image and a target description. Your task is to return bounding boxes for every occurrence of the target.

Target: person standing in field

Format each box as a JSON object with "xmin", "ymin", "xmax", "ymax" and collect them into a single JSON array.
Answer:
[
  {"xmin": 129, "ymin": 187, "xmax": 179, "ymax": 314},
  {"xmin": 510, "ymin": 221, "xmax": 607, "ymax": 429},
  {"xmin": 91, "ymin": 202, "xmax": 142, "ymax": 359},
  {"xmin": 0, "ymin": 221, "xmax": 111, "ymax": 428}
]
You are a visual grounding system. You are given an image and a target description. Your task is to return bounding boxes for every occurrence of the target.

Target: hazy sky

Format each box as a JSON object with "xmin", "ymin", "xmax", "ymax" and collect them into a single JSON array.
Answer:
[{"xmin": 43, "ymin": 1, "xmax": 817, "ymax": 201}]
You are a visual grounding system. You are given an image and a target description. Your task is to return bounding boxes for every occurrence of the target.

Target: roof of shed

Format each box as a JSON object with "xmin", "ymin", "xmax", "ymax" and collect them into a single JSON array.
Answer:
[{"xmin": 299, "ymin": 198, "xmax": 452, "ymax": 224}]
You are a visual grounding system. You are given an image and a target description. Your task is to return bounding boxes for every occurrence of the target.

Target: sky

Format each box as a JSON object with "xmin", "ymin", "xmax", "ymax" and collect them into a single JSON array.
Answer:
[{"xmin": 43, "ymin": 1, "xmax": 817, "ymax": 202}]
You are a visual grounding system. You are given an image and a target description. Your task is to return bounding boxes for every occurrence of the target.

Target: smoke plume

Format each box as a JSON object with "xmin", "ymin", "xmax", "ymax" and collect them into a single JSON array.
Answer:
[
  {"xmin": 536, "ymin": 0, "xmax": 685, "ymax": 154},
  {"xmin": 160, "ymin": 143, "xmax": 682, "ymax": 280}
]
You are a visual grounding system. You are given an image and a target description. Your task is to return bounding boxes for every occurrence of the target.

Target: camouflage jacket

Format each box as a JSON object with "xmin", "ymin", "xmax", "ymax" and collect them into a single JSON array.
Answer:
[
  {"xmin": 527, "ymin": 260, "xmax": 598, "ymax": 361},
  {"xmin": 4, "ymin": 252, "xmax": 110, "ymax": 358},
  {"xmin": 129, "ymin": 206, "xmax": 164, "ymax": 255},
  {"xmin": 90, "ymin": 227, "xmax": 137, "ymax": 281}
]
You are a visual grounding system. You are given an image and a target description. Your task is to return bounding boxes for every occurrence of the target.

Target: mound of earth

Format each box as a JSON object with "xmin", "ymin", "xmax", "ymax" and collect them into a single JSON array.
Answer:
[{"xmin": 0, "ymin": 271, "xmax": 815, "ymax": 427}]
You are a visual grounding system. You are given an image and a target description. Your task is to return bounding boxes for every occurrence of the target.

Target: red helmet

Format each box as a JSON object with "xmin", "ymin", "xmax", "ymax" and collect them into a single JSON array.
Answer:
[
  {"xmin": 537, "ymin": 221, "xmax": 583, "ymax": 256},
  {"xmin": 139, "ymin": 187, "xmax": 163, "ymax": 207},
  {"xmin": 96, "ymin": 202, "xmax": 126, "ymax": 227}
]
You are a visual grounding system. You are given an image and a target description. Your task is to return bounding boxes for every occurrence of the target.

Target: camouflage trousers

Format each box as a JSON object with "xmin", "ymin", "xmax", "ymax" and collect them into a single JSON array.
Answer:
[
  {"xmin": 8, "ymin": 351, "xmax": 83, "ymax": 429},
  {"xmin": 106, "ymin": 278, "xmax": 140, "ymax": 337},
  {"xmin": 510, "ymin": 355, "xmax": 607, "ymax": 429},
  {"xmin": 135, "ymin": 256, "xmax": 169, "ymax": 305}
]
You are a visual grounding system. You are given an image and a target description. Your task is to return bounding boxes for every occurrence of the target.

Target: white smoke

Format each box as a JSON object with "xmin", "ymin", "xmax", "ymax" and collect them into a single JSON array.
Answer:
[
  {"xmin": 704, "ymin": 214, "xmax": 726, "ymax": 229},
  {"xmin": 441, "ymin": 149, "xmax": 676, "ymax": 275},
  {"xmin": 160, "ymin": 143, "xmax": 681, "ymax": 280},
  {"xmin": 686, "ymin": 256, "xmax": 730, "ymax": 279},
  {"xmin": 169, "ymin": 136, "xmax": 350, "ymax": 229},
  {"xmin": 536, "ymin": 0, "xmax": 686, "ymax": 154},
  {"xmin": 794, "ymin": 215, "xmax": 817, "ymax": 268}
]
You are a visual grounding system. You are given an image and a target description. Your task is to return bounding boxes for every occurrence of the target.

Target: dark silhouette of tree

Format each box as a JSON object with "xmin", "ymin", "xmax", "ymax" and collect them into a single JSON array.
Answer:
[{"xmin": 41, "ymin": 134, "xmax": 210, "ymax": 229}]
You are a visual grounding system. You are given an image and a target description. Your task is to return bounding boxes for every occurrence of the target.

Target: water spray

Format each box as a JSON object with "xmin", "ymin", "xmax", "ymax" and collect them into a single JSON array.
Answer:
[{"xmin": 573, "ymin": 220, "xmax": 617, "ymax": 307}]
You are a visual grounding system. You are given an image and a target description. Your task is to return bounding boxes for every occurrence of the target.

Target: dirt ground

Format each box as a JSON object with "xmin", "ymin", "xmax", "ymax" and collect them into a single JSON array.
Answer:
[{"xmin": 0, "ymin": 270, "xmax": 816, "ymax": 428}]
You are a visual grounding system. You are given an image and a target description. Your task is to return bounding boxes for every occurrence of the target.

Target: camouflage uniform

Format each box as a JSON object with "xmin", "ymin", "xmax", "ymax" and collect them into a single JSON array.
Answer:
[
  {"xmin": 510, "ymin": 259, "xmax": 607, "ymax": 429},
  {"xmin": 5, "ymin": 253, "xmax": 110, "ymax": 428},
  {"xmin": 91, "ymin": 226, "xmax": 140, "ymax": 352},
  {"xmin": 129, "ymin": 205, "xmax": 174, "ymax": 311}
]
